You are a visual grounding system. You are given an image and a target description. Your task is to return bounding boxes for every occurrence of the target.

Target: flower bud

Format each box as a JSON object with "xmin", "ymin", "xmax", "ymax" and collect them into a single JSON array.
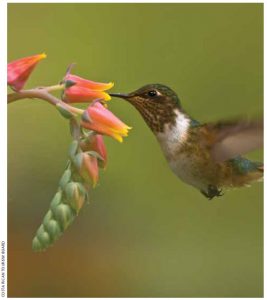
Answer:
[
  {"xmin": 53, "ymin": 203, "xmax": 75, "ymax": 230},
  {"xmin": 64, "ymin": 182, "xmax": 86, "ymax": 213},
  {"xmin": 7, "ymin": 53, "xmax": 46, "ymax": 91},
  {"xmin": 80, "ymin": 134, "xmax": 107, "ymax": 168},
  {"xmin": 82, "ymin": 153, "xmax": 99, "ymax": 187}
]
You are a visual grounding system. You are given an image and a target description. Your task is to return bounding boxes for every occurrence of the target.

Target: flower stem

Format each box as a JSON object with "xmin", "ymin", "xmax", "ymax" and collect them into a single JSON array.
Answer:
[
  {"xmin": 45, "ymin": 83, "xmax": 65, "ymax": 93},
  {"xmin": 7, "ymin": 88, "xmax": 84, "ymax": 115}
]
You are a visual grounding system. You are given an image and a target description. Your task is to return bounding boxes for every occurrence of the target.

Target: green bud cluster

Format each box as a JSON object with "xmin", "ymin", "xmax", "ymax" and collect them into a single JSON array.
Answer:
[
  {"xmin": 32, "ymin": 144, "xmax": 84, "ymax": 251},
  {"xmin": 32, "ymin": 120, "xmax": 101, "ymax": 252},
  {"xmin": 32, "ymin": 164, "xmax": 88, "ymax": 252}
]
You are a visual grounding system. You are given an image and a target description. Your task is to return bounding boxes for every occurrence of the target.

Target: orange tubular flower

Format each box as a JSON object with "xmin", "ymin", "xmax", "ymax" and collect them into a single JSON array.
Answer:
[
  {"xmin": 7, "ymin": 53, "xmax": 46, "ymax": 91},
  {"xmin": 81, "ymin": 102, "xmax": 131, "ymax": 143},
  {"xmin": 62, "ymin": 74, "xmax": 114, "ymax": 103}
]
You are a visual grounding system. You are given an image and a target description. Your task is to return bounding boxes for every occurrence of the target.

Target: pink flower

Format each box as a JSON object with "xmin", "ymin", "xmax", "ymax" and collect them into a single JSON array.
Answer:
[
  {"xmin": 81, "ymin": 153, "xmax": 99, "ymax": 188},
  {"xmin": 7, "ymin": 53, "xmax": 46, "ymax": 91},
  {"xmin": 62, "ymin": 74, "xmax": 114, "ymax": 103},
  {"xmin": 80, "ymin": 134, "xmax": 108, "ymax": 169},
  {"xmin": 81, "ymin": 102, "xmax": 131, "ymax": 142}
]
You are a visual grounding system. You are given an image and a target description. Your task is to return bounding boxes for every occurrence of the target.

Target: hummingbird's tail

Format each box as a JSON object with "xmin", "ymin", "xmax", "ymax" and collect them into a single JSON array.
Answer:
[
  {"xmin": 252, "ymin": 162, "xmax": 263, "ymax": 182},
  {"xmin": 257, "ymin": 164, "xmax": 264, "ymax": 173},
  {"xmin": 255, "ymin": 163, "xmax": 264, "ymax": 182},
  {"xmin": 228, "ymin": 157, "xmax": 263, "ymax": 187}
]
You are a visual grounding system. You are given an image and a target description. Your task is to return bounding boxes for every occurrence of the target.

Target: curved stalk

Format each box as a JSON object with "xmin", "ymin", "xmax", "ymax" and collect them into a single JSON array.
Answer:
[{"xmin": 7, "ymin": 88, "xmax": 83, "ymax": 115}]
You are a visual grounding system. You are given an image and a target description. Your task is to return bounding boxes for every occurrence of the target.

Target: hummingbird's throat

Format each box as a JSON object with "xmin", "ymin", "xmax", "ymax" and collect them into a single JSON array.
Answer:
[{"xmin": 130, "ymin": 97, "xmax": 180, "ymax": 134}]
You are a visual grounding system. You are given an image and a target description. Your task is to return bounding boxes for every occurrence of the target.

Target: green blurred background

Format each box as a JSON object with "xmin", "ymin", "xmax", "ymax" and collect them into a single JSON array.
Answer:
[{"xmin": 8, "ymin": 3, "xmax": 263, "ymax": 297}]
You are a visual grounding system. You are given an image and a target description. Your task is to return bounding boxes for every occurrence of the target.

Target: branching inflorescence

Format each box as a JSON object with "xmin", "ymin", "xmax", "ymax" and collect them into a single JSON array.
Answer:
[{"xmin": 7, "ymin": 53, "xmax": 131, "ymax": 251}]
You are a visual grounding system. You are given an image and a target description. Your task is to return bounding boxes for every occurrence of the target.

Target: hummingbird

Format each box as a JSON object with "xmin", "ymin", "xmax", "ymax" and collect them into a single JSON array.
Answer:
[{"xmin": 110, "ymin": 84, "xmax": 263, "ymax": 199}]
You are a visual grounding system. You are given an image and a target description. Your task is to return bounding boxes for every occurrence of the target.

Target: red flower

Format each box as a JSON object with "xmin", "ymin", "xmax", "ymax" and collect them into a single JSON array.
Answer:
[
  {"xmin": 62, "ymin": 74, "xmax": 114, "ymax": 103},
  {"xmin": 7, "ymin": 53, "xmax": 46, "ymax": 91},
  {"xmin": 81, "ymin": 102, "xmax": 131, "ymax": 142}
]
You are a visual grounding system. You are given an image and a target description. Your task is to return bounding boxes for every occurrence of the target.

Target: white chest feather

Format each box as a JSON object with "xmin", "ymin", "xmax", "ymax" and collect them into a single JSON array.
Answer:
[
  {"xmin": 156, "ymin": 111, "xmax": 190, "ymax": 158},
  {"xmin": 156, "ymin": 112, "xmax": 206, "ymax": 190}
]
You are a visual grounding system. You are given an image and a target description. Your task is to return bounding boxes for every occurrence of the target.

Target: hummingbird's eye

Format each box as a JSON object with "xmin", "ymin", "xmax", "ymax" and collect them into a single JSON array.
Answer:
[{"xmin": 148, "ymin": 90, "xmax": 157, "ymax": 97}]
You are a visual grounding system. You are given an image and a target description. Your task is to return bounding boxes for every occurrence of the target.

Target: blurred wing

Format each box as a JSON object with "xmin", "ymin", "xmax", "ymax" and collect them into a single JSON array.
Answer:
[{"xmin": 205, "ymin": 119, "xmax": 263, "ymax": 162}]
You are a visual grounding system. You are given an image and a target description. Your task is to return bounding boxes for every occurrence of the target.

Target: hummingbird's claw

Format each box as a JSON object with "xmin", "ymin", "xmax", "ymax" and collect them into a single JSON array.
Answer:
[
  {"xmin": 201, "ymin": 185, "xmax": 224, "ymax": 200},
  {"xmin": 217, "ymin": 189, "xmax": 224, "ymax": 197}
]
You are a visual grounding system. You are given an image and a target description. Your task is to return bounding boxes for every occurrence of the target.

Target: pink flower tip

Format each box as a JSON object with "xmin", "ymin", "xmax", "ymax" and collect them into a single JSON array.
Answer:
[{"xmin": 7, "ymin": 53, "xmax": 47, "ymax": 91}]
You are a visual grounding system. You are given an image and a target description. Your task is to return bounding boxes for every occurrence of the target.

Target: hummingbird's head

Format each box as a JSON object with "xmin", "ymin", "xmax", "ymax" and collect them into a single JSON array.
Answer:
[{"xmin": 110, "ymin": 84, "xmax": 183, "ymax": 133}]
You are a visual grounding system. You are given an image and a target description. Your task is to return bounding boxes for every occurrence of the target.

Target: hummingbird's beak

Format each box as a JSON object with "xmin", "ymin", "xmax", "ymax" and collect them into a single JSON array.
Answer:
[{"xmin": 109, "ymin": 93, "xmax": 131, "ymax": 99}]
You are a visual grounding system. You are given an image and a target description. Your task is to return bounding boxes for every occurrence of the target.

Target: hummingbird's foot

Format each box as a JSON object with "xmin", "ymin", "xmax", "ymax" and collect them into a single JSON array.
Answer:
[{"xmin": 201, "ymin": 185, "xmax": 224, "ymax": 200}]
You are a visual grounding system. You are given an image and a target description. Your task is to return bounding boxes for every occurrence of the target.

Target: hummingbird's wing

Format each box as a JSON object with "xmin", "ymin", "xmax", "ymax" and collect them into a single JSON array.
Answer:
[{"xmin": 203, "ymin": 119, "xmax": 263, "ymax": 162}]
